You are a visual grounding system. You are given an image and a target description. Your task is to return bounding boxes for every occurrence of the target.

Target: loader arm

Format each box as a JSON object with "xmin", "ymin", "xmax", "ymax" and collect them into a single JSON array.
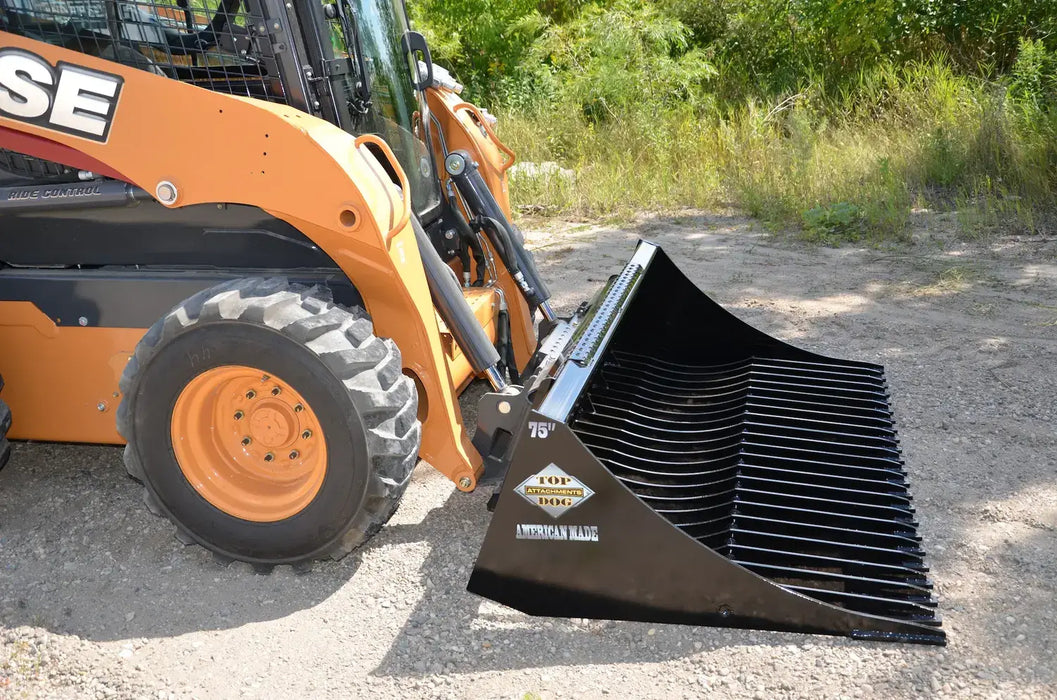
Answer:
[
  {"xmin": 424, "ymin": 85, "xmax": 536, "ymax": 370},
  {"xmin": 0, "ymin": 32, "xmax": 483, "ymax": 487}
]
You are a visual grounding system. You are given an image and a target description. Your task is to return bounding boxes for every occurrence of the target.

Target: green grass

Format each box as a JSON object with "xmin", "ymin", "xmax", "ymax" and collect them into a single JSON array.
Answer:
[{"xmin": 501, "ymin": 61, "xmax": 1057, "ymax": 241}]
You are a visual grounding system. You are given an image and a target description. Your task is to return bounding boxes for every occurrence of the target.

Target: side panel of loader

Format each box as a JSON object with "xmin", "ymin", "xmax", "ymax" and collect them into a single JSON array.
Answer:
[{"xmin": 0, "ymin": 302, "xmax": 140, "ymax": 443}]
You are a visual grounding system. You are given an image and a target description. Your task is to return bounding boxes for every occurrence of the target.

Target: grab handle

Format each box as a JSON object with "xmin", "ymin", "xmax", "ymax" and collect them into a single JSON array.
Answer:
[
  {"xmin": 453, "ymin": 102, "xmax": 516, "ymax": 173},
  {"xmin": 355, "ymin": 133, "xmax": 412, "ymax": 248}
]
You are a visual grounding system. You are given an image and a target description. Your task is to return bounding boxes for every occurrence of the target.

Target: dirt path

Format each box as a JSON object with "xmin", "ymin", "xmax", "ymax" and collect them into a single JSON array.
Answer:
[{"xmin": 2, "ymin": 214, "xmax": 1055, "ymax": 699}]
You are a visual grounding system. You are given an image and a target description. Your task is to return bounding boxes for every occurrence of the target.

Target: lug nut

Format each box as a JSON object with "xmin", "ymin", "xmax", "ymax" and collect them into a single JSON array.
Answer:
[
  {"xmin": 241, "ymin": 437, "xmax": 252, "ymax": 446},
  {"xmin": 294, "ymin": 404, "xmax": 304, "ymax": 412},
  {"xmin": 264, "ymin": 452, "xmax": 274, "ymax": 462},
  {"xmin": 271, "ymin": 387, "xmax": 281, "ymax": 396},
  {"xmin": 234, "ymin": 410, "xmax": 244, "ymax": 420},
  {"xmin": 246, "ymin": 390, "xmax": 256, "ymax": 399},
  {"xmin": 289, "ymin": 450, "xmax": 299, "ymax": 459},
  {"xmin": 301, "ymin": 429, "xmax": 312, "ymax": 439}
]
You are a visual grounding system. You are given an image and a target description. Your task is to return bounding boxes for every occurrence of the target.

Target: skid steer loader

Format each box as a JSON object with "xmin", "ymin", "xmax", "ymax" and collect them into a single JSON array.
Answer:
[{"xmin": 0, "ymin": 0, "xmax": 944, "ymax": 644}]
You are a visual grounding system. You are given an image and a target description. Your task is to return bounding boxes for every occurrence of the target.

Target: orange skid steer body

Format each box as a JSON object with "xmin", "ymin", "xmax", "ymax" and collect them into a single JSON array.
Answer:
[{"xmin": 0, "ymin": 0, "xmax": 944, "ymax": 645}]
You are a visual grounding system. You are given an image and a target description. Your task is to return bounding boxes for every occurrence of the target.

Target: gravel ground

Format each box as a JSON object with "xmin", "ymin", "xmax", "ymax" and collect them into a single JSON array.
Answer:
[{"xmin": 1, "ymin": 212, "xmax": 1055, "ymax": 699}]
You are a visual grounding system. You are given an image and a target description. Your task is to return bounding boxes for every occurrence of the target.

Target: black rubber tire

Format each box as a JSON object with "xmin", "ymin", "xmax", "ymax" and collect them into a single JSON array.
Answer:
[
  {"xmin": 0, "ymin": 374, "xmax": 11, "ymax": 471},
  {"xmin": 116, "ymin": 278, "xmax": 420, "ymax": 564}
]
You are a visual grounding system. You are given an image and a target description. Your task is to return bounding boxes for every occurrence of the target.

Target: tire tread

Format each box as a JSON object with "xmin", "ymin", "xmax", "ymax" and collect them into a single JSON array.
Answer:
[{"xmin": 0, "ymin": 389, "xmax": 11, "ymax": 472}]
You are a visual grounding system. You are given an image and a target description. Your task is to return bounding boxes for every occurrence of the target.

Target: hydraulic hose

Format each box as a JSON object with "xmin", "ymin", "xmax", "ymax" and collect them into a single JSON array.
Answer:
[
  {"xmin": 456, "ymin": 238, "xmax": 472, "ymax": 288},
  {"xmin": 465, "ymin": 231, "xmax": 487, "ymax": 286},
  {"xmin": 474, "ymin": 215, "xmax": 544, "ymax": 308},
  {"xmin": 447, "ymin": 191, "xmax": 488, "ymax": 285},
  {"xmin": 476, "ymin": 216, "xmax": 519, "ymax": 275},
  {"xmin": 497, "ymin": 307, "xmax": 519, "ymax": 383},
  {"xmin": 444, "ymin": 150, "xmax": 554, "ymax": 318},
  {"xmin": 508, "ymin": 223, "xmax": 552, "ymax": 311}
]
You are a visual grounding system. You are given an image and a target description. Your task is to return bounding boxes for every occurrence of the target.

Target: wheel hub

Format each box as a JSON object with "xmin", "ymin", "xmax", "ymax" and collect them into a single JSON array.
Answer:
[
  {"xmin": 170, "ymin": 365, "xmax": 327, "ymax": 522},
  {"xmin": 249, "ymin": 403, "xmax": 295, "ymax": 447}
]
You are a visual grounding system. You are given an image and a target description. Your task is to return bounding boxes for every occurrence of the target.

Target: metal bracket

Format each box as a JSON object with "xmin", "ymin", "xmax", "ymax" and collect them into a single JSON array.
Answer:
[
  {"xmin": 319, "ymin": 58, "xmax": 350, "ymax": 78},
  {"xmin": 473, "ymin": 387, "xmax": 532, "ymax": 491},
  {"xmin": 253, "ymin": 19, "xmax": 284, "ymax": 37},
  {"xmin": 218, "ymin": 31, "xmax": 252, "ymax": 58}
]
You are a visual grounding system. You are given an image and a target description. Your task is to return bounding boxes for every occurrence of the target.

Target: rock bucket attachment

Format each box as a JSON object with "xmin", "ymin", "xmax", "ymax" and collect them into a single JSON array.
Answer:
[{"xmin": 469, "ymin": 241, "xmax": 945, "ymax": 645}]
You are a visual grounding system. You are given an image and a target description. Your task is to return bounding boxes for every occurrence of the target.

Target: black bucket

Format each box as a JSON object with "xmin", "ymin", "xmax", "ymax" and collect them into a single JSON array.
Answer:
[{"xmin": 468, "ymin": 241, "xmax": 945, "ymax": 645}]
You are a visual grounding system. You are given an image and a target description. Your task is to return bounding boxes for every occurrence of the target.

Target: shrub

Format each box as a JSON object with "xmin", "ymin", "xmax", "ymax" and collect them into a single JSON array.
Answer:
[
  {"xmin": 532, "ymin": 0, "xmax": 716, "ymax": 121},
  {"xmin": 408, "ymin": 0, "xmax": 547, "ymax": 102},
  {"xmin": 1010, "ymin": 38, "xmax": 1057, "ymax": 112},
  {"xmin": 802, "ymin": 202, "xmax": 865, "ymax": 243}
]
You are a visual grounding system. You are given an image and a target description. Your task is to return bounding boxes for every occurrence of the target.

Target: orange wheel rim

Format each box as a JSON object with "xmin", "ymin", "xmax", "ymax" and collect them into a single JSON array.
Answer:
[{"xmin": 170, "ymin": 365, "xmax": 327, "ymax": 522}]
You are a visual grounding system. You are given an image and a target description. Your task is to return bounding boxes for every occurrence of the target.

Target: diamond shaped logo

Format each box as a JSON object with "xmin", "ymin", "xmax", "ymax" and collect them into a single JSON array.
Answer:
[{"xmin": 514, "ymin": 463, "xmax": 594, "ymax": 519}]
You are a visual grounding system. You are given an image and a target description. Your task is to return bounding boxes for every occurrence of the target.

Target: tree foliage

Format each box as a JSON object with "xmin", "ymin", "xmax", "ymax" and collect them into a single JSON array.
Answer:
[
  {"xmin": 409, "ymin": 0, "xmax": 1055, "ymax": 237},
  {"xmin": 409, "ymin": 0, "xmax": 1057, "ymax": 112},
  {"xmin": 534, "ymin": 1, "xmax": 717, "ymax": 120}
]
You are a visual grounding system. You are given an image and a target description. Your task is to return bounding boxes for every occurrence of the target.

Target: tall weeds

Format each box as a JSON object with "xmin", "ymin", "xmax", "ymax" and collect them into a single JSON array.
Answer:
[
  {"xmin": 503, "ymin": 60, "xmax": 1057, "ymax": 239},
  {"xmin": 410, "ymin": 0, "xmax": 1056, "ymax": 238}
]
